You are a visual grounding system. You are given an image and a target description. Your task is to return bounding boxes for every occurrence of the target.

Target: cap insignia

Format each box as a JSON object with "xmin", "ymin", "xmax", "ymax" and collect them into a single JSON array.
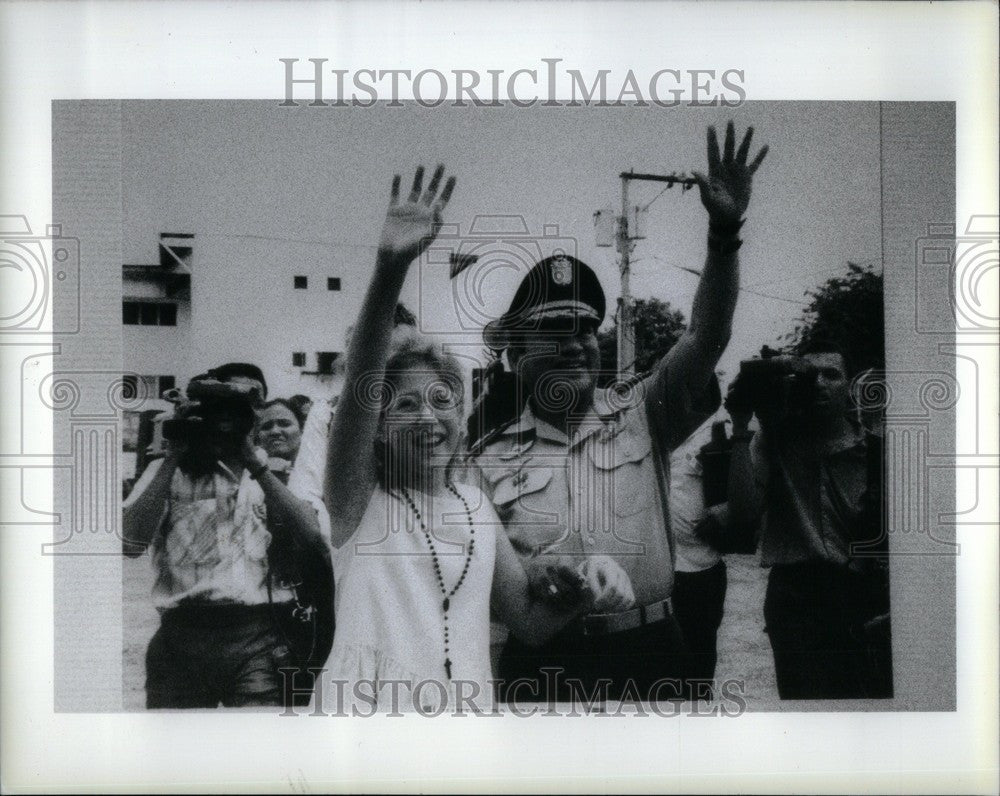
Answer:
[{"xmin": 550, "ymin": 257, "xmax": 572, "ymax": 286}]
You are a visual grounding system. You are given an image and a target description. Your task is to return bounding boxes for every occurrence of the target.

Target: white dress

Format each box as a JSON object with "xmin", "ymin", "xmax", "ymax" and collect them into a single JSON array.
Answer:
[{"xmin": 321, "ymin": 482, "xmax": 497, "ymax": 714}]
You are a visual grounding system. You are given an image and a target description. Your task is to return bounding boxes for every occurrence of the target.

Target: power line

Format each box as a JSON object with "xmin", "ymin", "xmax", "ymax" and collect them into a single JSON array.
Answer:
[
  {"xmin": 739, "ymin": 286, "xmax": 808, "ymax": 306},
  {"xmin": 639, "ymin": 182, "xmax": 676, "ymax": 212},
  {"xmin": 197, "ymin": 232, "xmax": 378, "ymax": 250},
  {"xmin": 646, "ymin": 255, "xmax": 807, "ymax": 306},
  {"xmin": 743, "ymin": 257, "xmax": 880, "ymax": 290}
]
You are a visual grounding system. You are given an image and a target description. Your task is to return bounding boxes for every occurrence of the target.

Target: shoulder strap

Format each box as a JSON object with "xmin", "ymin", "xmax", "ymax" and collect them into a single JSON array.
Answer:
[
  {"xmin": 467, "ymin": 414, "xmax": 521, "ymax": 457},
  {"xmin": 644, "ymin": 387, "xmax": 675, "ymax": 567}
]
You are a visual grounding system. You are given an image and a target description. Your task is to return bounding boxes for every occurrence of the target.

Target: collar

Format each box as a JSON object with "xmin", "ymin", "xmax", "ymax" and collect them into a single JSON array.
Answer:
[
  {"xmin": 504, "ymin": 389, "xmax": 621, "ymax": 449},
  {"xmin": 214, "ymin": 460, "xmax": 246, "ymax": 484}
]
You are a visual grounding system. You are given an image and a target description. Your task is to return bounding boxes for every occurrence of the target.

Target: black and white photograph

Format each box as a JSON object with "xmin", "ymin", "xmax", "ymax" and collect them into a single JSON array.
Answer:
[
  {"xmin": 1, "ymin": 1, "xmax": 997, "ymax": 792},
  {"xmin": 107, "ymin": 99, "xmax": 903, "ymax": 713}
]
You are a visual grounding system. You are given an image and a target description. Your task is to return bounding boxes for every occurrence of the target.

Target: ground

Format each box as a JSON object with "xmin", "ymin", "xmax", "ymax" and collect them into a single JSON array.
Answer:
[{"xmin": 122, "ymin": 553, "xmax": 776, "ymax": 710}]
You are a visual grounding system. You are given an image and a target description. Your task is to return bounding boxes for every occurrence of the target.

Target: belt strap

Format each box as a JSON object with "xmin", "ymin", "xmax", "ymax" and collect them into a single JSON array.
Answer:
[{"xmin": 579, "ymin": 599, "xmax": 672, "ymax": 637}]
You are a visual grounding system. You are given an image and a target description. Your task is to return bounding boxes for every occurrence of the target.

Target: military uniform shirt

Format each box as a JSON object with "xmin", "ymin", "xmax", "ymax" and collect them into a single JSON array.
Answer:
[{"xmin": 469, "ymin": 379, "xmax": 694, "ymax": 608}]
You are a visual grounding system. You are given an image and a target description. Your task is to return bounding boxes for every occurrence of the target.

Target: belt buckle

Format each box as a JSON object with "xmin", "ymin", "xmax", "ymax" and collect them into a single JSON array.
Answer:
[{"xmin": 580, "ymin": 613, "xmax": 608, "ymax": 637}]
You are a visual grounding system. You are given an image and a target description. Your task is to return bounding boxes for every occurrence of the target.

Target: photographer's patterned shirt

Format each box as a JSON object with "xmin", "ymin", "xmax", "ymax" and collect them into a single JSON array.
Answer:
[{"xmin": 126, "ymin": 458, "xmax": 328, "ymax": 610}]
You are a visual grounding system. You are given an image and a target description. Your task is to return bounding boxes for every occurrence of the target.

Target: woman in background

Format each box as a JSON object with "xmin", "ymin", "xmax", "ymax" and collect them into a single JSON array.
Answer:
[{"xmin": 256, "ymin": 398, "xmax": 307, "ymax": 481}]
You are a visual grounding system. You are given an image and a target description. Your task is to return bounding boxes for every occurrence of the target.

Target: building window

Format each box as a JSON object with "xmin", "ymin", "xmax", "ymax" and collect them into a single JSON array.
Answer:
[
  {"xmin": 316, "ymin": 352, "xmax": 339, "ymax": 374},
  {"xmin": 292, "ymin": 352, "xmax": 306, "ymax": 367},
  {"xmin": 158, "ymin": 303, "xmax": 177, "ymax": 326},
  {"xmin": 294, "ymin": 275, "xmax": 308, "ymax": 289},
  {"xmin": 122, "ymin": 374, "xmax": 176, "ymax": 400},
  {"xmin": 123, "ymin": 301, "xmax": 178, "ymax": 326},
  {"xmin": 327, "ymin": 277, "xmax": 341, "ymax": 291}
]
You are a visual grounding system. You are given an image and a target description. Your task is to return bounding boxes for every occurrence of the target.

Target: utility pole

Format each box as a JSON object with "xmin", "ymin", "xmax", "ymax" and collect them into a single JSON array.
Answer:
[
  {"xmin": 599, "ymin": 170, "xmax": 696, "ymax": 378},
  {"xmin": 616, "ymin": 175, "xmax": 635, "ymax": 377}
]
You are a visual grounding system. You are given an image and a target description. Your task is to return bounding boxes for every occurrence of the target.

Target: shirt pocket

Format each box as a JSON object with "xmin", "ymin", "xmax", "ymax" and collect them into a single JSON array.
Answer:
[
  {"xmin": 489, "ymin": 465, "xmax": 566, "ymax": 545},
  {"xmin": 491, "ymin": 466, "xmax": 554, "ymax": 512},
  {"xmin": 587, "ymin": 426, "xmax": 656, "ymax": 517}
]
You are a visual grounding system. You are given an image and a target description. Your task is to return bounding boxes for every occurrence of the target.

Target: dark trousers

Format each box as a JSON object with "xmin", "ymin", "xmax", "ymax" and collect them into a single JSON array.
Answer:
[
  {"xmin": 764, "ymin": 562, "xmax": 893, "ymax": 700},
  {"xmin": 145, "ymin": 603, "xmax": 291, "ymax": 709},
  {"xmin": 672, "ymin": 561, "xmax": 728, "ymax": 683},
  {"xmin": 497, "ymin": 614, "xmax": 692, "ymax": 704}
]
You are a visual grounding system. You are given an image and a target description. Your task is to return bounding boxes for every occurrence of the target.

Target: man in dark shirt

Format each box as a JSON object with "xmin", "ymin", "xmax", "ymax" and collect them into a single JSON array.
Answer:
[{"xmin": 727, "ymin": 342, "xmax": 892, "ymax": 699}]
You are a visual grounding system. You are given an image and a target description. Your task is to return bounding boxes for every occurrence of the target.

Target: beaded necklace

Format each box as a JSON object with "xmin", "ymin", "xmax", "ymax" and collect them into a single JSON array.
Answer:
[{"xmin": 397, "ymin": 482, "xmax": 475, "ymax": 681}]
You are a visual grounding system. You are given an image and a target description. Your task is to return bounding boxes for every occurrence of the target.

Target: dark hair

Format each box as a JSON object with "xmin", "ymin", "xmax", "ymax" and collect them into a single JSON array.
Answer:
[
  {"xmin": 207, "ymin": 362, "xmax": 268, "ymax": 398},
  {"xmin": 796, "ymin": 336, "xmax": 854, "ymax": 377},
  {"xmin": 287, "ymin": 394, "xmax": 313, "ymax": 418},
  {"xmin": 260, "ymin": 397, "xmax": 307, "ymax": 429}
]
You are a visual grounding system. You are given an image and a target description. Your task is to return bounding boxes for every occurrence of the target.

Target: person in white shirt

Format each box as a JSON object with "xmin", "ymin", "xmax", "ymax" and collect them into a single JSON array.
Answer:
[
  {"xmin": 669, "ymin": 411, "xmax": 731, "ymax": 692},
  {"xmin": 317, "ymin": 165, "xmax": 633, "ymax": 713}
]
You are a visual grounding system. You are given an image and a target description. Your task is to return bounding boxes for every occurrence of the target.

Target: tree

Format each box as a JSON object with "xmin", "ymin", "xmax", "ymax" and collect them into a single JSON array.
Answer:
[
  {"xmin": 597, "ymin": 297, "xmax": 687, "ymax": 385},
  {"xmin": 787, "ymin": 262, "xmax": 884, "ymax": 375}
]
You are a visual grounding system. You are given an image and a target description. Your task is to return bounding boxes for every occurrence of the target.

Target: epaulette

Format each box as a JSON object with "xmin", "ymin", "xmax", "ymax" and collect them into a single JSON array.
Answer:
[
  {"xmin": 467, "ymin": 415, "xmax": 524, "ymax": 458},
  {"xmin": 598, "ymin": 369, "xmax": 651, "ymax": 418},
  {"xmin": 619, "ymin": 369, "xmax": 649, "ymax": 390}
]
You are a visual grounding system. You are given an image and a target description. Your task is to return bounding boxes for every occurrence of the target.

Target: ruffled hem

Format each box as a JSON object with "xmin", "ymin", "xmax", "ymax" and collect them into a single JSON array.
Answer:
[{"xmin": 316, "ymin": 643, "xmax": 494, "ymax": 715}]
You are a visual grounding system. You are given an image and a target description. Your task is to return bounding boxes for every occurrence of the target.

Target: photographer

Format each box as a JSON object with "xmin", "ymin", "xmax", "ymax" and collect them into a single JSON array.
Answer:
[
  {"xmin": 727, "ymin": 341, "xmax": 891, "ymax": 700},
  {"xmin": 122, "ymin": 363, "xmax": 330, "ymax": 709}
]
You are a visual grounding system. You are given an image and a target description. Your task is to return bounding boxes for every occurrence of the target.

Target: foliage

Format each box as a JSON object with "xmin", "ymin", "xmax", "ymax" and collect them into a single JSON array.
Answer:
[
  {"xmin": 597, "ymin": 297, "xmax": 687, "ymax": 384},
  {"xmin": 787, "ymin": 262, "xmax": 885, "ymax": 375}
]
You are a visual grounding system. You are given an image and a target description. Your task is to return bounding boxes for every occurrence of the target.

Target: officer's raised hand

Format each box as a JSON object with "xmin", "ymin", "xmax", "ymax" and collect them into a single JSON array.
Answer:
[
  {"xmin": 691, "ymin": 121, "xmax": 768, "ymax": 231},
  {"xmin": 378, "ymin": 164, "xmax": 456, "ymax": 266}
]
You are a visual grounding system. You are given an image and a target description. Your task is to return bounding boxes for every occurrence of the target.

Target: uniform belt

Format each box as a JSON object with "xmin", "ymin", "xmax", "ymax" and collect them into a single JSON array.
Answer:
[{"xmin": 576, "ymin": 599, "xmax": 672, "ymax": 637}]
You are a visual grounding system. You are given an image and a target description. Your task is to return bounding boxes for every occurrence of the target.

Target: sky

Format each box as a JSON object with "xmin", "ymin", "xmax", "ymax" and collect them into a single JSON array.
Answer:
[{"xmin": 122, "ymin": 100, "xmax": 882, "ymax": 381}]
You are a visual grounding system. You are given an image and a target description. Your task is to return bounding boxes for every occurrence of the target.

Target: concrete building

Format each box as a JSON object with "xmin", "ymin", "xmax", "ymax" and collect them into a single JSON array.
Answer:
[
  {"xmin": 122, "ymin": 231, "xmax": 360, "ymax": 482},
  {"xmin": 122, "ymin": 233, "xmax": 193, "ymax": 403},
  {"xmin": 122, "ymin": 231, "xmax": 356, "ymax": 406}
]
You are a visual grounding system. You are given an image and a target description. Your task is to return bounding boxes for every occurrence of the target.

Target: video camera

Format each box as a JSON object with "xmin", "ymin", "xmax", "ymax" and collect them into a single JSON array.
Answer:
[
  {"xmin": 162, "ymin": 375, "xmax": 263, "ymax": 443},
  {"xmin": 731, "ymin": 346, "xmax": 819, "ymax": 417}
]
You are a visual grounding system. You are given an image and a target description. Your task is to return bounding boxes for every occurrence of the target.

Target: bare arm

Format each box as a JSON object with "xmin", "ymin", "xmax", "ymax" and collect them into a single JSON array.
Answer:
[
  {"xmin": 646, "ymin": 122, "xmax": 769, "ymax": 451},
  {"xmin": 490, "ymin": 527, "xmax": 593, "ymax": 647},
  {"xmin": 238, "ymin": 438, "xmax": 330, "ymax": 560},
  {"xmin": 727, "ymin": 421, "xmax": 767, "ymax": 525},
  {"xmin": 122, "ymin": 454, "xmax": 176, "ymax": 557},
  {"xmin": 323, "ymin": 166, "xmax": 456, "ymax": 548}
]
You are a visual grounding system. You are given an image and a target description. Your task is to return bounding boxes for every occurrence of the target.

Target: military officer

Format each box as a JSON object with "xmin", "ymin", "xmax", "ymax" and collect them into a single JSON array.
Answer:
[{"xmin": 467, "ymin": 121, "xmax": 768, "ymax": 703}]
